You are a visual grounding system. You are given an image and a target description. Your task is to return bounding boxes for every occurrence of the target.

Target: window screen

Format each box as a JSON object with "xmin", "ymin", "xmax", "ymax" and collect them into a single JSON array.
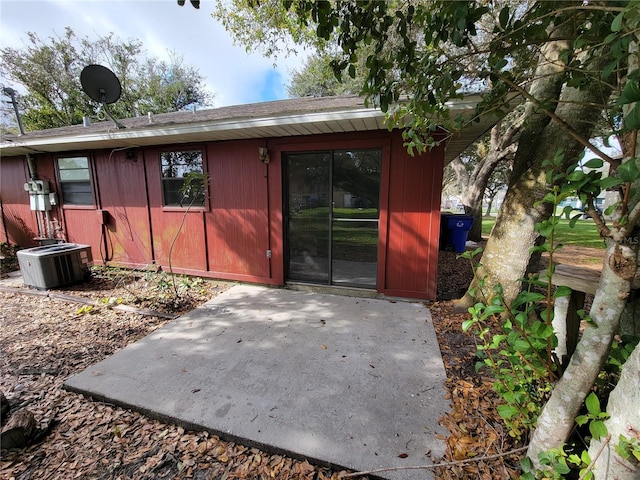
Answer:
[
  {"xmin": 57, "ymin": 157, "xmax": 93, "ymax": 206},
  {"xmin": 160, "ymin": 150, "xmax": 205, "ymax": 207}
]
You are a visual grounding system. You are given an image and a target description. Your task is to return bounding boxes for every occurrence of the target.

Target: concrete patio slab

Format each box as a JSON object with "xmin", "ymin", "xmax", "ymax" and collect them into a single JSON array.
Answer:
[{"xmin": 64, "ymin": 285, "xmax": 449, "ymax": 480}]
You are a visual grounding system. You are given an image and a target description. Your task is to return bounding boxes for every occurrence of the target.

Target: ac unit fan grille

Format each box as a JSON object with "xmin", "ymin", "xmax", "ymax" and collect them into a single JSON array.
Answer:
[{"xmin": 54, "ymin": 253, "xmax": 74, "ymax": 285}]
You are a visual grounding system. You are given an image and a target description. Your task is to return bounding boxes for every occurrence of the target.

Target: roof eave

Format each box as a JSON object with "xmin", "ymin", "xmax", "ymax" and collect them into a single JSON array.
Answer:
[
  {"xmin": 0, "ymin": 94, "xmax": 513, "ymax": 162},
  {"xmin": 0, "ymin": 108, "xmax": 388, "ymax": 157}
]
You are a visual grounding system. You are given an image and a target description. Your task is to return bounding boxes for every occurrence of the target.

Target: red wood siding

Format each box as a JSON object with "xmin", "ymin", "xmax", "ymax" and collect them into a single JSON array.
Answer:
[
  {"xmin": 63, "ymin": 209, "xmax": 103, "ymax": 251},
  {"xmin": 0, "ymin": 155, "xmax": 68, "ymax": 247},
  {"xmin": 382, "ymin": 131, "xmax": 444, "ymax": 299},
  {"xmin": 93, "ymin": 149, "xmax": 153, "ymax": 266},
  {"xmin": 267, "ymin": 145, "xmax": 284, "ymax": 284},
  {"xmin": 2, "ymin": 128, "xmax": 445, "ymax": 300},
  {"xmin": 144, "ymin": 147, "xmax": 207, "ymax": 272},
  {"xmin": 205, "ymin": 140, "xmax": 271, "ymax": 281},
  {"xmin": 46, "ymin": 152, "xmax": 102, "ymax": 260},
  {"xmin": 150, "ymin": 210, "xmax": 207, "ymax": 271},
  {"xmin": 0, "ymin": 157, "xmax": 37, "ymax": 246}
]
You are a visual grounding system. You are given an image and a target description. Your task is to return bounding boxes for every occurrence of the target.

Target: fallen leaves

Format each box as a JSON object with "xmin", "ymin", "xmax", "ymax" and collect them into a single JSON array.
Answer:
[
  {"xmin": 0, "ymin": 275, "xmax": 352, "ymax": 480},
  {"xmin": 1, "ymin": 264, "xmax": 526, "ymax": 480},
  {"xmin": 430, "ymin": 300, "xmax": 524, "ymax": 479}
]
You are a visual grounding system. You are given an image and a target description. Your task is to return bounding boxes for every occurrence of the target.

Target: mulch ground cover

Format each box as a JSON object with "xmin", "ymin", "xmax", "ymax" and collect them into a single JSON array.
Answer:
[{"xmin": 1, "ymin": 254, "xmax": 526, "ymax": 479}]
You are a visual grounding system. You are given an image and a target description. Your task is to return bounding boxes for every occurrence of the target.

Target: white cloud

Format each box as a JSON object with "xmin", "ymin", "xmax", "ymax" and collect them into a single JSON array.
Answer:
[{"xmin": 0, "ymin": 0, "xmax": 308, "ymax": 107}]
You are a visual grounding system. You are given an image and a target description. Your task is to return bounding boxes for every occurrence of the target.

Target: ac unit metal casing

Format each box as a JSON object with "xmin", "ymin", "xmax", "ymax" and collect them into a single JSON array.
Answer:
[{"xmin": 17, "ymin": 243, "xmax": 93, "ymax": 289}]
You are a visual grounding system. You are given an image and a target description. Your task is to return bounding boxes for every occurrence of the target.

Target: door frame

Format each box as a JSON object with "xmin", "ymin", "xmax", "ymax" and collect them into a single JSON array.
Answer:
[{"xmin": 274, "ymin": 133, "xmax": 392, "ymax": 291}]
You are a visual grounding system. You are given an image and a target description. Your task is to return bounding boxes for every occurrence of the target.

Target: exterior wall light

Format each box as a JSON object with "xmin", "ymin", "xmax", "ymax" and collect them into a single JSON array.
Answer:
[{"xmin": 258, "ymin": 147, "xmax": 270, "ymax": 164}]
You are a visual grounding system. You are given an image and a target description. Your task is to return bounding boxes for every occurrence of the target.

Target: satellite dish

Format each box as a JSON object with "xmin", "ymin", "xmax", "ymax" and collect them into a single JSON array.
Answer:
[
  {"xmin": 80, "ymin": 64, "xmax": 121, "ymax": 104},
  {"xmin": 80, "ymin": 64, "xmax": 125, "ymax": 129}
]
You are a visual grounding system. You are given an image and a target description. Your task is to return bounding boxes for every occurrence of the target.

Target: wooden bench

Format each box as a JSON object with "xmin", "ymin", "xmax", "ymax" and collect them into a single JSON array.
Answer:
[{"xmin": 543, "ymin": 264, "xmax": 639, "ymax": 364}]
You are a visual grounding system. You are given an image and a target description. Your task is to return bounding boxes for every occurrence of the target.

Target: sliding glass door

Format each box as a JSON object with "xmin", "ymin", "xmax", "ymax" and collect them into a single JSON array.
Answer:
[
  {"xmin": 285, "ymin": 149, "xmax": 381, "ymax": 288},
  {"xmin": 286, "ymin": 152, "xmax": 331, "ymax": 284}
]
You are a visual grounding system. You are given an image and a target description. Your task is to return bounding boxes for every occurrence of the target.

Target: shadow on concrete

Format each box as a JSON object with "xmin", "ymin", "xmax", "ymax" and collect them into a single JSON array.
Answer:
[{"xmin": 64, "ymin": 285, "xmax": 449, "ymax": 480}]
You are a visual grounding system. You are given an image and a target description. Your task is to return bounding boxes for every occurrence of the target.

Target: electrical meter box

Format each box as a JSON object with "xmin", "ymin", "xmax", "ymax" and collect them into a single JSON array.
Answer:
[{"xmin": 17, "ymin": 243, "xmax": 93, "ymax": 289}]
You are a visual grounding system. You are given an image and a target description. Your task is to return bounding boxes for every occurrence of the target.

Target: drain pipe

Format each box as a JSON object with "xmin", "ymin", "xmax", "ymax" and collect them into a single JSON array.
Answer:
[{"xmin": 25, "ymin": 153, "xmax": 37, "ymax": 180}]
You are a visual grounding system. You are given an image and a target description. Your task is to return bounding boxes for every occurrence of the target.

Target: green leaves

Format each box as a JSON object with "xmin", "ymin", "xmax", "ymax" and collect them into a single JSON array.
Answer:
[
  {"xmin": 497, "ymin": 404, "xmax": 519, "ymax": 420},
  {"xmin": 616, "ymin": 157, "xmax": 640, "ymax": 183},
  {"xmin": 589, "ymin": 420, "xmax": 609, "ymax": 440},
  {"xmin": 617, "ymin": 79, "xmax": 640, "ymax": 106},
  {"xmin": 498, "ymin": 6, "xmax": 510, "ymax": 30},
  {"xmin": 575, "ymin": 393, "xmax": 610, "ymax": 441},
  {"xmin": 460, "ymin": 249, "xmax": 558, "ymax": 439},
  {"xmin": 598, "ymin": 176, "xmax": 624, "ymax": 190},
  {"xmin": 552, "ymin": 285, "xmax": 572, "ymax": 299},
  {"xmin": 180, "ymin": 171, "xmax": 210, "ymax": 207},
  {"xmin": 624, "ymin": 105, "xmax": 640, "ymax": 130},
  {"xmin": 585, "ymin": 391, "xmax": 601, "ymax": 416},
  {"xmin": 75, "ymin": 305, "xmax": 95, "ymax": 315},
  {"xmin": 611, "ymin": 11, "xmax": 625, "ymax": 33},
  {"xmin": 617, "ymin": 80, "xmax": 640, "ymax": 130},
  {"xmin": 616, "ymin": 434, "xmax": 640, "ymax": 463}
]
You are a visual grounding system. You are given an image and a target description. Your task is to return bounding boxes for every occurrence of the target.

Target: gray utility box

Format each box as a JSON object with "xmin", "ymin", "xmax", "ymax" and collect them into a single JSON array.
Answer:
[{"xmin": 17, "ymin": 243, "xmax": 93, "ymax": 289}]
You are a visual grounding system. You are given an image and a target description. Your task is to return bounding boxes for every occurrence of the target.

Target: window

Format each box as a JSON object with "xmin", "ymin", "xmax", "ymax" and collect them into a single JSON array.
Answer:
[
  {"xmin": 57, "ymin": 156, "xmax": 93, "ymax": 206},
  {"xmin": 160, "ymin": 150, "xmax": 206, "ymax": 207}
]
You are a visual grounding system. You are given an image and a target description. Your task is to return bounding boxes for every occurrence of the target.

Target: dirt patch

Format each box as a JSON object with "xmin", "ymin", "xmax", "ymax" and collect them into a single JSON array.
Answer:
[
  {"xmin": 437, "ymin": 250, "xmax": 476, "ymax": 300},
  {"xmin": 543, "ymin": 245, "xmax": 605, "ymax": 270}
]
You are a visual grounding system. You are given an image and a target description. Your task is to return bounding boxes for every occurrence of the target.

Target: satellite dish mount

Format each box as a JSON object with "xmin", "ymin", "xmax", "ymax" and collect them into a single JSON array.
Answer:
[{"xmin": 80, "ymin": 64, "xmax": 125, "ymax": 129}]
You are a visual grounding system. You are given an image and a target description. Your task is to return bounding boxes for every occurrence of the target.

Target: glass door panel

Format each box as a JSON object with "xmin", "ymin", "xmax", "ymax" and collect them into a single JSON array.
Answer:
[
  {"xmin": 286, "ymin": 152, "xmax": 331, "ymax": 283},
  {"xmin": 285, "ymin": 149, "xmax": 381, "ymax": 288},
  {"xmin": 331, "ymin": 150, "xmax": 381, "ymax": 287}
]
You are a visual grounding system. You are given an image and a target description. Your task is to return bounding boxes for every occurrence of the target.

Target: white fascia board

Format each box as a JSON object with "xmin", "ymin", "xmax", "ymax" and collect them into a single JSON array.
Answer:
[{"xmin": 128, "ymin": 108, "xmax": 387, "ymax": 139}]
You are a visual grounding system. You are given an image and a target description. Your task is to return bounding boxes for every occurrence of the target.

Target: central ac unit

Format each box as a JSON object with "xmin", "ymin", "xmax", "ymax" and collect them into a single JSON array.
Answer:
[{"xmin": 17, "ymin": 243, "xmax": 93, "ymax": 289}]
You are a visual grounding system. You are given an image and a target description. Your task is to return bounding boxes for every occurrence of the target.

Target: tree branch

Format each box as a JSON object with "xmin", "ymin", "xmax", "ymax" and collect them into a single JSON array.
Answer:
[
  {"xmin": 586, "ymin": 193, "xmax": 612, "ymax": 238},
  {"xmin": 497, "ymin": 75, "xmax": 619, "ymax": 167},
  {"xmin": 579, "ymin": 435, "xmax": 611, "ymax": 480}
]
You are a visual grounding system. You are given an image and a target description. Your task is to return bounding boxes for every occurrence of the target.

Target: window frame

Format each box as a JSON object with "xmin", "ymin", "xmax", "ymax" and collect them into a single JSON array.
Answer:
[
  {"xmin": 159, "ymin": 147, "xmax": 208, "ymax": 210},
  {"xmin": 55, "ymin": 155, "xmax": 95, "ymax": 208}
]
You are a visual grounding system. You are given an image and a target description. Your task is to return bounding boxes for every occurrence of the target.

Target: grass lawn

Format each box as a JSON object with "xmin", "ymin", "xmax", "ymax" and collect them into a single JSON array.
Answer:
[
  {"xmin": 289, "ymin": 206, "xmax": 379, "ymax": 261},
  {"xmin": 481, "ymin": 217, "xmax": 606, "ymax": 249}
]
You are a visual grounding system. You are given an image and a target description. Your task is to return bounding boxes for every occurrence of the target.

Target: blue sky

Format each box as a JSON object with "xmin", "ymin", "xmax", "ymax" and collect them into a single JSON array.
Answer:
[{"xmin": 0, "ymin": 0, "xmax": 307, "ymax": 107}]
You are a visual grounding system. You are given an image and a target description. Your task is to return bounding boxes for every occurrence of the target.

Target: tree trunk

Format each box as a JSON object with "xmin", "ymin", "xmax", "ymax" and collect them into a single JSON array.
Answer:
[
  {"xmin": 464, "ymin": 203, "xmax": 483, "ymax": 242},
  {"xmin": 527, "ymin": 241, "xmax": 638, "ymax": 464},
  {"xmin": 620, "ymin": 289, "xmax": 640, "ymax": 338},
  {"xmin": 450, "ymin": 124, "xmax": 518, "ymax": 243},
  {"xmin": 458, "ymin": 163, "xmax": 552, "ymax": 307},
  {"xmin": 456, "ymin": 19, "xmax": 614, "ymax": 308},
  {"xmin": 588, "ymin": 342, "xmax": 640, "ymax": 480},
  {"xmin": 485, "ymin": 194, "xmax": 495, "ymax": 218},
  {"xmin": 0, "ymin": 408, "xmax": 37, "ymax": 449}
]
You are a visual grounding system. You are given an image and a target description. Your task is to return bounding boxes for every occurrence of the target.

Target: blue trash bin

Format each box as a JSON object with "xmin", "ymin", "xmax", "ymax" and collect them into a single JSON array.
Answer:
[{"xmin": 442, "ymin": 214, "xmax": 474, "ymax": 253}]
